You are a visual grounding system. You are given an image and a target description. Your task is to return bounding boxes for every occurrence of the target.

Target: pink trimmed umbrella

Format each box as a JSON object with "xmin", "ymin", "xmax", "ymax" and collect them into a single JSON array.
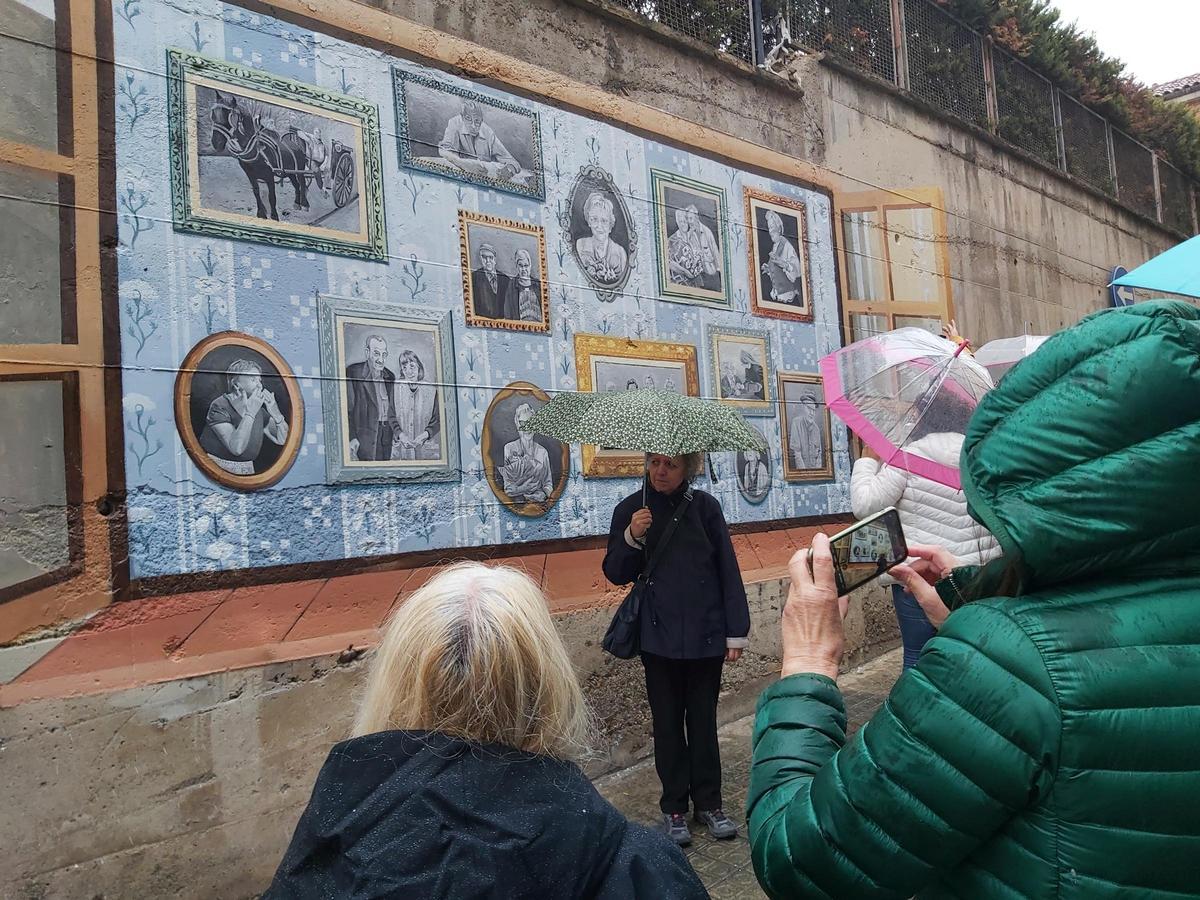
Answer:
[{"xmin": 819, "ymin": 328, "xmax": 994, "ymax": 489}]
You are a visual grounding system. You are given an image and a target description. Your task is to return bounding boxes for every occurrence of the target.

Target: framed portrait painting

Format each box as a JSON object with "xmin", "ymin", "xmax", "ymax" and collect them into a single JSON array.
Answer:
[
  {"xmin": 458, "ymin": 210, "xmax": 550, "ymax": 333},
  {"xmin": 736, "ymin": 424, "xmax": 771, "ymax": 504},
  {"xmin": 779, "ymin": 372, "xmax": 834, "ymax": 482},
  {"xmin": 482, "ymin": 381, "xmax": 569, "ymax": 517},
  {"xmin": 744, "ymin": 188, "xmax": 812, "ymax": 322},
  {"xmin": 707, "ymin": 325, "xmax": 774, "ymax": 416},
  {"xmin": 166, "ymin": 50, "xmax": 387, "ymax": 261},
  {"xmin": 574, "ymin": 334, "xmax": 700, "ymax": 477},
  {"xmin": 559, "ymin": 164, "xmax": 638, "ymax": 301},
  {"xmin": 174, "ymin": 331, "xmax": 304, "ymax": 491},
  {"xmin": 317, "ymin": 296, "xmax": 460, "ymax": 484},
  {"xmin": 393, "ymin": 68, "xmax": 545, "ymax": 201},
  {"xmin": 650, "ymin": 169, "xmax": 731, "ymax": 308}
]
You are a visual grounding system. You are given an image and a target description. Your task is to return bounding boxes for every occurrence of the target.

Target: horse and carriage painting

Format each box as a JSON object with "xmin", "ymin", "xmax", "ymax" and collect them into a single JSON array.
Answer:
[{"xmin": 167, "ymin": 50, "xmax": 387, "ymax": 262}]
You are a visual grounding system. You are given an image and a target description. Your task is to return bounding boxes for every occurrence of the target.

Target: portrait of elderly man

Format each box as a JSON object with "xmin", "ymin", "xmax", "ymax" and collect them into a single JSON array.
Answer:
[
  {"xmin": 438, "ymin": 99, "xmax": 520, "ymax": 181},
  {"xmin": 199, "ymin": 358, "xmax": 289, "ymax": 476},
  {"xmin": 789, "ymin": 393, "xmax": 825, "ymax": 470},
  {"xmin": 471, "ymin": 243, "xmax": 509, "ymax": 320},
  {"xmin": 345, "ymin": 334, "xmax": 398, "ymax": 463}
]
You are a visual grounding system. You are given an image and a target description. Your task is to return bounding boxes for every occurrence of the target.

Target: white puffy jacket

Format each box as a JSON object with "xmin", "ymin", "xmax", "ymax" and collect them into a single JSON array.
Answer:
[{"xmin": 850, "ymin": 432, "xmax": 1000, "ymax": 585}]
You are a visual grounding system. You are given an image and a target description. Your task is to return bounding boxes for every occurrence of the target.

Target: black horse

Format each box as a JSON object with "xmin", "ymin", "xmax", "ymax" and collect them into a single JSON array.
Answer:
[{"xmin": 209, "ymin": 91, "xmax": 310, "ymax": 220}]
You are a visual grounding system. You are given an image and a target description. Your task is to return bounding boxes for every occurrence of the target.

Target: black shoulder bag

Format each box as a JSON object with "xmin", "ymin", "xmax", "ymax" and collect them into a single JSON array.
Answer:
[{"xmin": 602, "ymin": 491, "xmax": 693, "ymax": 660}]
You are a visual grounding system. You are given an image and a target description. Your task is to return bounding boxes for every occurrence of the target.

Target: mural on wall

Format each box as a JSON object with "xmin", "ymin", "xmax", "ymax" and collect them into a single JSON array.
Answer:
[
  {"xmin": 745, "ymin": 188, "xmax": 812, "ymax": 322},
  {"xmin": 574, "ymin": 334, "xmax": 700, "ymax": 478},
  {"xmin": 458, "ymin": 210, "xmax": 550, "ymax": 332},
  {"xmin": 166, "ymin": 49, "xmax": 387, "ymax": 261},
  {"xmin": 174, "ymin": 331, "xmax": 304, "ymax": 491},
  {"xmin": 482, "ymin": 382, "xmax": 569, "ymax": 517},
  {"xmin": 317, "ymin": 296, "xmax": 460, "ymax": 484},
  {"xmin": 560, "ymin": 165, "xmax": 638, "ymax": 302},
  {"xmin": 708, "ymin": 324, "xmax": 774, "ymax": 416},
  {"xmin": 778, "ymin": 372, "xmax": 834, "ymax": 482},
  {"xmin": 736, "ymin": 424, "xmax": 771, "ymax": 504},
  {"xmin": 114, "ymin": 0, "xmax": 850, "ymax": 580},
  {"xmin": 651, "ymin": 168, "xmax": 731, "ymax": 307},
  {"xmin": 393, "ymin": 68, "xmax": 545, "ymax": 201}
]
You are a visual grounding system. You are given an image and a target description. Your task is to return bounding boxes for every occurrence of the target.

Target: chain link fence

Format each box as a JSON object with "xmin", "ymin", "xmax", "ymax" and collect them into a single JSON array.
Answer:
[
  {"xmin": 784, "ymin": 0, "xmax": 896, "ymax": 84},
  {"xmin": 610, "ymin": 0, "xmax": 755, "ymax": 63},
  {"xmin": 1111, "ymin": 128, "xmax": 1158, "ymax": 221},
  {"xmin": 604, "ymin": 0, "xmax": 1200, "ymax": 229},
  {"xmin": 1059, "ymin": 93, "xmax": 1114, "ymax": 195},
  {"xmin": 902, "ymin": 0, "xmax": 988, "ymax": 129},
  {"xmin": 1158, "ymin": 161, "xmax": 1196, "ymax": 235},
  {"xmin": 992, "ymin": 49, "xmax": 1060, "ymax": 169}
]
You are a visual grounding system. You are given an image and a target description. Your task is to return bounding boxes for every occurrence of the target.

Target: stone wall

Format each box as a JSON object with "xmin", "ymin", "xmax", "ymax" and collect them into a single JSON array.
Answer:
[{"xmin": 1, "ymin": 575, "xmax": 896, "ymax": 899}]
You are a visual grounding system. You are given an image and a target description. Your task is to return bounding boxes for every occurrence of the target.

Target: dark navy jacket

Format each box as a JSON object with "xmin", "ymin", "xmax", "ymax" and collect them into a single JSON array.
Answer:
[
  {"xmin": 265, "ymin": 730, "xmax": 708, "ymax": 899},
  {"xmin": 603, "ymin": 482, "xmax": 750, "ymax": 659}
]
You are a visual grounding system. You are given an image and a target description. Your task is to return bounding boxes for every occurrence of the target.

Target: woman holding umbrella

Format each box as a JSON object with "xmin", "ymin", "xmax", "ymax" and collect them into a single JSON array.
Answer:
[{"xmin": 603, "ymin": 452, "xmax": 750, "ymax": 848}]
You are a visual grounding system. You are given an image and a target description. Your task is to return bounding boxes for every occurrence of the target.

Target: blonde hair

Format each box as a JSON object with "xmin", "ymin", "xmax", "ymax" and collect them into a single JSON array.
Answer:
[{"xmin": 353, "ymin": 562, "xmax": 591, "ymax": 760}]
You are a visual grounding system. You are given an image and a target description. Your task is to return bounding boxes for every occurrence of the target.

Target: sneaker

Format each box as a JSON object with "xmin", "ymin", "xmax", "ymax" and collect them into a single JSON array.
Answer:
[
  {"xmin": 662, "ymin": 812, "xmax": 692, "ymax": 846},
  {"xmin": 694, "ymin": 808, "xmax": 738, "ymax": 840}
]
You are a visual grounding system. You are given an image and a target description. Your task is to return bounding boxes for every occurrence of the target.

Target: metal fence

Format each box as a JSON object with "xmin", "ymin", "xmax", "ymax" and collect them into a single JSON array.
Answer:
[{"xmin": 606, "ymin": 0, "xmax": 1199, "ymax": 234}]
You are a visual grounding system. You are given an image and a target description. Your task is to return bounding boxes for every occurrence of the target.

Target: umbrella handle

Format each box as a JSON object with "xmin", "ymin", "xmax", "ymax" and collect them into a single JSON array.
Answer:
[{"xmin": 952, "ymin": 338, "xmax": 972, "ymax": 358}]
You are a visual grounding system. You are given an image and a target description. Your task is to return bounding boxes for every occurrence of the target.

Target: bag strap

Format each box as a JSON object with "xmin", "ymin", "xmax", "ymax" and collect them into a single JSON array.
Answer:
[{"xmin": 640, "ymin": 488, "xmax": 693, "ymax": 581}]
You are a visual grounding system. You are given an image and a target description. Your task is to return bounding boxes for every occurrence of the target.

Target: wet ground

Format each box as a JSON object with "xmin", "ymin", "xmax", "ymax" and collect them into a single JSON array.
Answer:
[{"xmin": 595, "ymin": 647, "xmax": 902, "ymax": 899}]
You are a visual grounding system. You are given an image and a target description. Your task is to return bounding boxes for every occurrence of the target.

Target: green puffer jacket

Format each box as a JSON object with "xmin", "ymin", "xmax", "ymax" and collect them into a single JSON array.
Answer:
[{"xmin": 748, "ymin": 301, "xmax": 1200, "ymax": 899}]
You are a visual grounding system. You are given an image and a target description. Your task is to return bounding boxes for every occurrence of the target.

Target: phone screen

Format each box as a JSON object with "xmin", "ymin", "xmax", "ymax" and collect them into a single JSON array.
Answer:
[{"xmin": 828, "ymin": 508, "xmax": 907, "ymax": 595}]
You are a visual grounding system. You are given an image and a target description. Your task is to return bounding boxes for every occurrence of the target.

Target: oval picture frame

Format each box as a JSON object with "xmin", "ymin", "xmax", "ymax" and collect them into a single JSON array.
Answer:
[
  {"xmin": 736, "ymin": 425, "xmax": 771, "ymax": 505},
  {"xmin": 175, "ymin": 331, "xmax": 305, "ymax": 492},
  {"xmin": 559, "ymin": 164, "xmax": 639, "ymax": 301},
  {"xmin": 482, "ymin": 381, "xmax": 570, "ymax": 517}
]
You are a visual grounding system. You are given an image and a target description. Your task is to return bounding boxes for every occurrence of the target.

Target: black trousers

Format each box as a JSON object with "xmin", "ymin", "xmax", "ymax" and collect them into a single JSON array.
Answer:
[{"xmin": 641, "ymin": 651, "xmax": 724, "ymax": 815}]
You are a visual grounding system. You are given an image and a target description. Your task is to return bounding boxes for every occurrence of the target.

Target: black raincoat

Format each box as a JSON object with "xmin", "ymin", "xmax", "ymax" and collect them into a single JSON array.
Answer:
[{"xmin": 265, "ymin": 730, "xmax": 708, "ymax": 899}]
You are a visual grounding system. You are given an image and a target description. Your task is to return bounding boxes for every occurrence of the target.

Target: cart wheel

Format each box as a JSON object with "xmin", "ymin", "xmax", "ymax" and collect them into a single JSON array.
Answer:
[{"xmin": 333, "ymin": 153, "xmax": 355, "ymax": 208}]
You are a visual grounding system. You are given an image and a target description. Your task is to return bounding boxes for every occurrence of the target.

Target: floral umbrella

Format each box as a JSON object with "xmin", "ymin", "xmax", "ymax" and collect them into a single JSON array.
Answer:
[
  {"xmin": 521, "ymin": 388, "xmax": 767, "ymax": 456},
  {"xmin": 819, "ymin": 327, "xmax": 994, "ymax": 489}
]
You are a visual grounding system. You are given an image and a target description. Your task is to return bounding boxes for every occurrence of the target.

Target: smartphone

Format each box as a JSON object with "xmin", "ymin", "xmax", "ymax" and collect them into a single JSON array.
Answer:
[{"xmin": 815, "ymin": 507, "xmax": 908, "ymax": 595}]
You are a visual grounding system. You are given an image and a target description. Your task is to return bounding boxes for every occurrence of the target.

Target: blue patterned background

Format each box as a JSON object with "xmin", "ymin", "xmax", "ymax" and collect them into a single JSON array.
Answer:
[{"xmin": 113, "ymin": 0, "xmax": 851, "ymax": 579}]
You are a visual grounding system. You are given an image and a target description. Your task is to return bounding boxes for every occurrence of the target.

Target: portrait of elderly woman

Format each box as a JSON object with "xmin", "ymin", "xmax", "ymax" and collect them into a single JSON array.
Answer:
[
  {"xmin": 177, "ymin": 332, "xmax": 303, "ymax": 491},
  {"xmin": 391, "ymin": 349, "xmax": 442, "ymax": 461},
  {"xmin": 575, "ymin": 192, "xmax": 629, "ymax": 287},
  {"xmin": 745, "ymin": 188, "xmax": 812, "ymax": 321},
  {"xmin": 563, "ymin": 165, "xmax": 637, "ymax": 296},
  {"xmin": 483, "ymin": 382, "xmax": 568, "ymax": 516},
  {"xmin": 652, "ymin": 169, "xmax": 730, "ymax": 306}
]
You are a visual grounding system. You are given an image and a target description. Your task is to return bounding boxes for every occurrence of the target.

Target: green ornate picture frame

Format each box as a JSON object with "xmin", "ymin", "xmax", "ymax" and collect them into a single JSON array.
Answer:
[
  {"xmin": 650, "ymin": 168, "xmax": 732, "ymax": 308},
  {"xmin": 166, "ymin": 49, "xmax": 388, "ymax": 262}
]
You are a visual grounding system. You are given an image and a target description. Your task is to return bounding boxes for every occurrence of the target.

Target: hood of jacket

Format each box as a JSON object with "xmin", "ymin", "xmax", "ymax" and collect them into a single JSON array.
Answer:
[{"xmin": 961, "ymin": 300, "xmax": 1200, "ymax": 589}]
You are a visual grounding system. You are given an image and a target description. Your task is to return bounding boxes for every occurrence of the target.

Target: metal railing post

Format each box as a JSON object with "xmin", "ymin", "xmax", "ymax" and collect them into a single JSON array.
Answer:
[
  {"xmin": 1051, "ymin": 89, "xmax": 1067, "ymax": 173},
  {"xmin": 1105, "ymin": 122, "xmax": 1119, "ymax": 197},
  {"xmin": 889, "ymin": 0, "xmax": 909, "ymax": 89},
  {"xmin": 749, "ymin": 0, "xmax": 766, "ymax": 67},
  {"xmin": 981, "ymin": 38, "xmax": 999, "ymax": 133},
  {"xmin": 1151, "ymin": 154, "xmax": 1164, "ymax": 224}
]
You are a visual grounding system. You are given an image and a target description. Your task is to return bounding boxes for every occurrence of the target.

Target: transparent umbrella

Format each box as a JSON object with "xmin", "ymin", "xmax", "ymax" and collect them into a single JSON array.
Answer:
[
  {"xmin": 974, "ymin": 334, "xmax": 1048, "ymax": 382},
  {"xmin": 818, "ymin": 328, "xmax": 994, "ymax": 489}
]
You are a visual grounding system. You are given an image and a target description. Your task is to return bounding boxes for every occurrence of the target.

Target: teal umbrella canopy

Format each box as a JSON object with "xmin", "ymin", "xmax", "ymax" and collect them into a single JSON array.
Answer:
[
  {"xmin": 1111, "ymin": 235, "xmax": 1200, "ymax": 299},
  {"xmin": 520, "ymin": 389, "xmax": 767, "ymax": 456}
]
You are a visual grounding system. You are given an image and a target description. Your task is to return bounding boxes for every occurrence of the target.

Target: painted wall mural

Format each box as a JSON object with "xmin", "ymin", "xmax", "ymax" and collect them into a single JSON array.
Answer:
[{"xmin": 114, "ymin": 0, "xmax": 850, "ymax": 580}]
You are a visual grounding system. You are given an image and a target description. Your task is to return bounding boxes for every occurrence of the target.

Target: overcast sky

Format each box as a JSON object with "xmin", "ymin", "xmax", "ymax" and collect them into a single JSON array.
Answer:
[{"xmin": 1048, "ymin": 0, "xmax": 1200, "ymax": 88}]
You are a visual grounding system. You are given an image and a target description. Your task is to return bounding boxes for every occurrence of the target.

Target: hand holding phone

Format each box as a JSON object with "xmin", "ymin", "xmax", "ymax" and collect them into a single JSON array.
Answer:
[{"xmin": 810, "ymin": 507, "xmax": 908, "ymax": 595}]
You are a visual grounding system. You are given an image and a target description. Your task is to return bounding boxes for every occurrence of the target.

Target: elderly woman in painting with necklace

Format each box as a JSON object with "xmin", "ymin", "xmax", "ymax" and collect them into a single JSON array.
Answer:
[
  {"xmin": 575, "ymin": 192, "xmax": 627, "ymax": 285},
  {"xmin": 502, "ymin": 248, "xmax": 542, "ymax": 322},
  {"xmin": 760, "ymin": 209, "xmax": 803, "ymax": 303},
  {"xmin": 391, "ymin": 349, "xmax": 441, "ymax": 461},
  {"xmin": 200, "ymin": 358, "xmax": 288, "ymax": 476}
]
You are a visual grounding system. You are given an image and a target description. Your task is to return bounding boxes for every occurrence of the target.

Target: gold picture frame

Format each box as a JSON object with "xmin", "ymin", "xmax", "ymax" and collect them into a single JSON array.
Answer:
[
  {"xmin": 459, "ymin": 210, "xmax": 550, "ymax": 333},
  {"xmin": 744, "ymin": 187, "xmax": 813, "ymax": 322},
  {"xmin": 482, "ymin": 381, "xmax": 569, "ymax": 517},
  {"xmin": 574, "ymin": 334, "xmax": 700, "ymax": 477},
  {"xmin": 778, "ymin": 371, "xmax": 834, "ymax": 482},
  {"xmin": 174, "ymin": 331, "xmax": 305, "ymax": 491}
]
